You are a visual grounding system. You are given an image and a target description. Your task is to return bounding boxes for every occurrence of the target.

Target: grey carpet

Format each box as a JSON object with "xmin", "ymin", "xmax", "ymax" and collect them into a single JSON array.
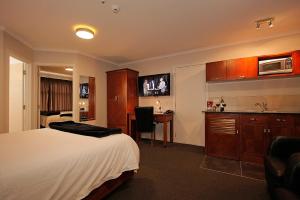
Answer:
[{"xmin": 106, "ymin": 141, "xmax": 270, "ymax": 200}]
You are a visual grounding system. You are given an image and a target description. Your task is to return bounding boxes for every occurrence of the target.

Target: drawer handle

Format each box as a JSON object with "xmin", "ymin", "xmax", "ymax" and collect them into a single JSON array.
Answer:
[
  {"xmin": 282, "ymin": 119, "xmax": 286, "ymax": 122},
  {"xmin": 239, "ymin": 75, "xmax": 245, "ymax": 79},
  {"xmin": 276, "ymin": 118, "xmax": 281, "ymax": 122},
  {"xmin": 250, "ymin": 118, "xmax": 256, "ymax": 121}
]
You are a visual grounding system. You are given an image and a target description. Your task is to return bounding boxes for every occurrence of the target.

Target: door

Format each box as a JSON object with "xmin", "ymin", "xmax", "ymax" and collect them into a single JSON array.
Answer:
[
  {"xmin": 227, "ymin": 57, "xmax": 258, "ymax": 80},
  {"xmin": 9, "ymin": 57, "xmax": 31, "ymax": 132},
  {"xmin": 107, "ymin": 71, "xmax": 127, "ymax": 127},
  {"xmin": 206, "ymin": 113, "xmax": 240, "ymax": 160},
  {"xmin": 175, "ymin": 65, "xmax": 206, "ymax": 146},
  {"xmin": 206, "ymin": 61, "xmax": 227, "ymax": 81},
  {"xmin": 240, "ymin": 115, "xmax": 269, "ymax": 163}
]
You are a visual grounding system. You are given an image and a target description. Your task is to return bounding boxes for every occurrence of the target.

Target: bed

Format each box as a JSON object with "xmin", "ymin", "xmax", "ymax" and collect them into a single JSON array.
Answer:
[
  {"xmin": 0, "ymin": 128, "xmax": 139, "ymax": 200},
  {"xmin": 40, "ymin": 111, "xmax": 73, "ymax": 128}
]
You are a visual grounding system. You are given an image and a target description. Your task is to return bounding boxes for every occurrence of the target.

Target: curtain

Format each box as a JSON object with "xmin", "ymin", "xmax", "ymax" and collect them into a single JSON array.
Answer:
[{"xmin": 40, "ymin": 77, "xmax": 72, "ymax": 112}]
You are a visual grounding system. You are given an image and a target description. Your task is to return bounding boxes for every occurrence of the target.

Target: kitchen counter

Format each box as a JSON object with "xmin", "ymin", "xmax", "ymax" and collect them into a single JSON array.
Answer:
[{"xmin": 203, "ymin": 110, "xmax": 300, "ymax": 114}]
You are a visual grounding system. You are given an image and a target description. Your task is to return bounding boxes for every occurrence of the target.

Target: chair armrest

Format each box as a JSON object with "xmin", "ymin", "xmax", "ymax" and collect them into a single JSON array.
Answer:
[
  {"xmin": 268, "ymin": 136, "xmax": 300, "ymax": 160},
  {"xmin": 284, "ymin": 153, "xmax": 300, "ymax": 194}
]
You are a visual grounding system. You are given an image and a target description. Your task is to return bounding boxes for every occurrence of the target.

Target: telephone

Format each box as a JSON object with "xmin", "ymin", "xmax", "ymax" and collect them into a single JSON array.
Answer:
[{"xmin": 164, "ymin": 110, "xmax": 173, "ymax": 114}]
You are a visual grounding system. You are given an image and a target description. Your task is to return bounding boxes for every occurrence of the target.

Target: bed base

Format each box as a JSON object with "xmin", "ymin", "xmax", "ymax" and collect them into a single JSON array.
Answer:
[{"xmin": 83, "ymin": 170, "xmax": 134, "ymax": 200}]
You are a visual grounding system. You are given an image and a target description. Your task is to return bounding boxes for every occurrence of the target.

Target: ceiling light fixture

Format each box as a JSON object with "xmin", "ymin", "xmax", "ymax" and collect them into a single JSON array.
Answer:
[
  {"xmin": 75, "ymin": 27, "xmax": 94, "ymax": 39},
  {"xmin": 65, "ymin": 67, "xmax": 73, "ymax": 71},
  {"xmin": 255, "ymin": 17, "xmax": 274, "ymax": 29}
]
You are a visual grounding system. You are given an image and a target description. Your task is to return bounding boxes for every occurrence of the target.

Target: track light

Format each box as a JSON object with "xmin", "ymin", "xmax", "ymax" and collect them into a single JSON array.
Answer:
[{"xmin": 255, "ymin": 17, "xmax": 274, "ymax": 29}]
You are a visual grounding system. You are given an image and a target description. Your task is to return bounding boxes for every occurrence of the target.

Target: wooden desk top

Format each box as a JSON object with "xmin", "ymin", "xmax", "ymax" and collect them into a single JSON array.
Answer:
[{"xmin": 128, "ymin": 112, "xmax": 173, "ymax": 122}]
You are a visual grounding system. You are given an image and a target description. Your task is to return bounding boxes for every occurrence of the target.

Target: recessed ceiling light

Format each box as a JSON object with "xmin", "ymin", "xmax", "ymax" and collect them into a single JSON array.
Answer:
[
  {"xmin": 75, "ymin": 28, "xmax": 94, "ymax": 39},
  {"xmin": 65, "ymin": 67, "xmax": 73, "ymax": 71}
]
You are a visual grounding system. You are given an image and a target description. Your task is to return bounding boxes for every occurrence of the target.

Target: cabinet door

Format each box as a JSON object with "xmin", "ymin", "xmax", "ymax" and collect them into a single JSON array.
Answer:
[
  {"xmin": 206, "ymin": 61, "xmax": 227, "ymax": 81},
  {"xmin": 107, "ymin": 71, "xmax": 127, "ymax": 127},
  {"xmin": 292, "ymin": 50, "xmax": 300, "ymax": 75},
  {"xmin": 295, "ymin": 116, "xmax": 300, "ymax": 137},
  {"xmin": 240, "ymin": 115, "xmax": 269, "ymax": 164},
  {"xmin": 205, "ymin": 113, "xmax": 240, "ymax": 160},
  {"xmin": 227, "ymin": 57, "xmax": 258, "ymax": 80},
  {"xmin": 266, "ymin": 115, "xmax": 295, "ymax": 149}
]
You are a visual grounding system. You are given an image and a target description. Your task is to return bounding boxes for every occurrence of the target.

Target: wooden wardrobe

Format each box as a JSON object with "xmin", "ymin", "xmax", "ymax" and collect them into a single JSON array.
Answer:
[{"xmin": 107, "ymin": 69, "xmax": 139, "ymax": 134}]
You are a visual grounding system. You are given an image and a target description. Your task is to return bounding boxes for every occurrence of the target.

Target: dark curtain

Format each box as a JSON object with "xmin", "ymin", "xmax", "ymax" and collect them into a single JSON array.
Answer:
[{"xmin": 40, "ymin": 77, "xmax": 72, "ymax": 112}]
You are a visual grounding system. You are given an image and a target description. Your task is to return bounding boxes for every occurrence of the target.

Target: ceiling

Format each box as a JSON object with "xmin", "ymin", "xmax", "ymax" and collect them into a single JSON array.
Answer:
[{"xmin": 1, "ymin": 0, "xmax": 300, "ymax": 64}]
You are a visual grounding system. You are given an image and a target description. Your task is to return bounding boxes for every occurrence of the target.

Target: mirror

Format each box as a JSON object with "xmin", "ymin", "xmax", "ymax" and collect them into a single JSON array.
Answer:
[{"xmin": 79, "ymin": 76, "xmax": 95, "ymax": 121}]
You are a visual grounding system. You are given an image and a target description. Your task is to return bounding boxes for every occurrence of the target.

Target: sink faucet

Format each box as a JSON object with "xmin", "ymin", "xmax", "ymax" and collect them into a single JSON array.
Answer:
[{"xmin": 255, "ymin": 102, "xmax": 268, "ymax": 112}]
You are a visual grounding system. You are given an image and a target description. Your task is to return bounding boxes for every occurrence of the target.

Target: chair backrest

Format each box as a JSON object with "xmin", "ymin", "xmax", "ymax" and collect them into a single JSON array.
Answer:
[{"xmin": 135, "ymin": 107, "xmax": 154, "ymax": 132}]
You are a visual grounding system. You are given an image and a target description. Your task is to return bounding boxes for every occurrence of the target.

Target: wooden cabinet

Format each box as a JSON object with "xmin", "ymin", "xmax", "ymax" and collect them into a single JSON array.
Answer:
[
  {"xmin": 292, "ymin": 50, "xmax": 300, "ymax": 75},
  {"xmin": 206, "ymin": 61, "xmax": 227, "ymax": 81},
  {"xmin": 107, "ymin": 69, "xmax": 138, "ymax": 134},
  {"xmin": 206, "ymin": 50, "xmax": 300, "ymax": 82},
  {"xmin": 88, "ymin": 77, "xmax": 95, "ymax": 120},
  {"xmin": 226, "ymin": 57, "xmax": 258, "ymax": 80},
  {"xmin": 205, "ymin": 113, "xmax": 240, "ymax": 160},
  {"xmin": 240, "ymin": 114, "xmax": 269, "ymax": 163},
  {"xmin": 205, "ymin": 112, "xmax": 300, "ymax": 164}
]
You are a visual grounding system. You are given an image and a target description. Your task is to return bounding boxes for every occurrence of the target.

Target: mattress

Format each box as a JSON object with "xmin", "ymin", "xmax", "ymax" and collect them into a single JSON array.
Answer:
[{"xmin": 0, "ymin": 128, "xmax": 139, "ymax": 200}]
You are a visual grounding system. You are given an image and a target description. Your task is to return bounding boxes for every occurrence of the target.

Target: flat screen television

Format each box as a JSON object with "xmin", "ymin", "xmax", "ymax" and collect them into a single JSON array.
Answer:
[
  {"xmin": 80, "ymin": 83, "xmax": 89, "ymax": 98},
  {"xmin": 138, "ymin": 73, "xmax": 170, "ymax": 96}
]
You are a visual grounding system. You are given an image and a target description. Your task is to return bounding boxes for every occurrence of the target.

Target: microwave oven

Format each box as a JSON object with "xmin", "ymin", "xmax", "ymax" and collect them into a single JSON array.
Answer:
[{"xmin": 258, "ymin": 57, "xmax": 293, "ymax": 75}]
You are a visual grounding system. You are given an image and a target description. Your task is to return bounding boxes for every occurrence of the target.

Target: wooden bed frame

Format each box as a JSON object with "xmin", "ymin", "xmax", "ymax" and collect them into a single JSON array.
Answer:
[{"xmin": 83, "ymin": 170, "xmax": 134, "ymax": 200}]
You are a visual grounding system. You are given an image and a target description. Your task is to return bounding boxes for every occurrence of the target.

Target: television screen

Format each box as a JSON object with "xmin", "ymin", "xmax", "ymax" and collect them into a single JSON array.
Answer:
[
  {"xmin": 138, "ymin": 73, "xmax": 170, "ymax": 96},
  {"xmin": 80, "ymin": 83, "xmax": 89, "ymax": 98}
]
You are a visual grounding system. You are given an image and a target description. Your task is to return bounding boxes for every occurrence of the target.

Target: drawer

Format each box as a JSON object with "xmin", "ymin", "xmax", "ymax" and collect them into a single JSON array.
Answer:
[
  {"xmin": 240, "ymin": 114, "xmax": 269, "ymax": 124},
  {"xmin": 295, "ymin": 116, "xmax": 300, "ymax": 125},
  {"xmin": 270, "ymin": 115, "xmax": 294, "ymax": 126}
]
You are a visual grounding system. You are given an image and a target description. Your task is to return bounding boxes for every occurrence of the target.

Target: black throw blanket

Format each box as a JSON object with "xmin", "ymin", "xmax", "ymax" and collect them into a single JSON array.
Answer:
[{"xmin": 49, "ymin": 121, "xmax": 122, "ymax": 138}]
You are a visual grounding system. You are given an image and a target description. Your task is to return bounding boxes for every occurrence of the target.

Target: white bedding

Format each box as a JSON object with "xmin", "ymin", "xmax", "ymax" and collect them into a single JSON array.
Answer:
[{"xmin": 0, "ymin": 128, "xmax": 139, "ymax": 200}]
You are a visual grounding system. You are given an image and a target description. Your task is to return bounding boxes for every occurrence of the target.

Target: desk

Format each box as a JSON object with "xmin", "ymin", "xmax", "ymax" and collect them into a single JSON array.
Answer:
[{"xmin": 128, "ymin": 112, "xmax": 174, "ymax": 147}]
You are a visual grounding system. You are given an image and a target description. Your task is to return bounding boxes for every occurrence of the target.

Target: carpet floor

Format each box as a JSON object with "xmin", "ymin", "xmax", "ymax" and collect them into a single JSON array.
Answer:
[{"xmin": 106, "ymin": 141, "xmax": 270, "ymax": 200}]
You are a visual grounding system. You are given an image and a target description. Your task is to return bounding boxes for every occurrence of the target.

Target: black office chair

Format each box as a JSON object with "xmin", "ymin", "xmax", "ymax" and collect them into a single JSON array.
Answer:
[{"xmin": 135, "ymin": 107, "xmax": 156, "ymax": 145}]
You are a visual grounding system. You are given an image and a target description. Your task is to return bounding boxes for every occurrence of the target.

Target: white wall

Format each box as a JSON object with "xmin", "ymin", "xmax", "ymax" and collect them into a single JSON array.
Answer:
[
  {"xmin": 0, "ymin": 31, "xmax": 33, "ymax": 133},
  {"xmin": 124, "ymin": 33, "xmax": 300, "ymax": 146}
]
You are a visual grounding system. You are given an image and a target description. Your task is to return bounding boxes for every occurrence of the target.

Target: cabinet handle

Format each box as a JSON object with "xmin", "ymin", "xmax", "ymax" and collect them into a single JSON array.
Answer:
[
  {"xmin": 268, "ymin": 129, "xmax": 271, "ymax": 133},
  {"xmin": 239, "ymin": 75, "xmax": 245, "ymax": 79},
  {"xmin": 114, "ymin": 96, "xmax": 118, "ymax": 101},
  {"xmin": 236, "ymin": 130, "xmax": 239, "ymax": 134},
  {"xmin": 250, "ymin": 118, "xmax": 256, "ymax": 121},
  {"xmin": 282, "ymin": 119, "xmax": 286, "ymax": 122},
  {"xmin": 263, "ymin": 129, "xmax": 266, "ymax": 133},
  {"xmin": 276, "ymin": 118, "xmax": 281, "ymax": 122}
]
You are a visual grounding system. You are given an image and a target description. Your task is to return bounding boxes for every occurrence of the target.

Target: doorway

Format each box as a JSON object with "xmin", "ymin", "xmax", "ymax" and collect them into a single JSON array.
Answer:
[
  {"xmin": 174, "ymin": 65, "xmax": 206, "ymax": 146},
  {"xmin": 9, "ymin": 56, "xmax": 31, "ymax": 132}
]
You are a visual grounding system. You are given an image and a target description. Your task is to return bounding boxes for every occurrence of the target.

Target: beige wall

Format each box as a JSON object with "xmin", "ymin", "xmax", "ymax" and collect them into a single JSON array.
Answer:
[
  {"xmin": 124, "ymin": 33, "xmax": 300, "ymax": 146},
  {"xmin": 0, "ymin": 31, "xmax": 33, "ymax": 133},
  {"xmin": 33, "ymin": 51, "xmax": 116, "ymax": 128}
]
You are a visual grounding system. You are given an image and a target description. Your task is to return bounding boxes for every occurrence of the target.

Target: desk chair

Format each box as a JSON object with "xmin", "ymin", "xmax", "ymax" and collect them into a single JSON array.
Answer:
[{"xmin": 135, "ymin": 107, "xmax": 156, "ymax": 145}]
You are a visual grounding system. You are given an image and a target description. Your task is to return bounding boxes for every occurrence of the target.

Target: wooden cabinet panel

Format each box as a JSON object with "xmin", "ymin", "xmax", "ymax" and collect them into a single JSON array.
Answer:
[
  {"xmin": 240, "ymin": 114, "xmax": 269, "ymax": 163},
  {"xmin": 107, "ymin": 69, "xmax": 138, "ymax": 135},
  {"xmin": 88, "ymin": 77, "xmax": 95, "ymax": 120},
  {"xmin": 205, "ymin": 113, "xmax": 240, "ymax": 160},
  {"xmin": 292, "ymin": 50, "xmax": 300, "ymax": 75},
  {"xmin": 295, "ymin": 116, "xmax": 300, "ymax": 136},
  {"xmin": 206, "ymin": 61, "xmax": 227, "ymax": 81},
  {"xmin": 206, "ymin": 113, "xmax": 300, "ymax": 164},
  {"xmin": 227, "ymin": 57, "xmax": 258, "ymax": 80}
]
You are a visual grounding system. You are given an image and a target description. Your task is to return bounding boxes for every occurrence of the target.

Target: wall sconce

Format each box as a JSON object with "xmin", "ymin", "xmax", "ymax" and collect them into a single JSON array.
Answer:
[{"xmin": 156, "ymin": 99, "xmax": 162, "ymax": 113}]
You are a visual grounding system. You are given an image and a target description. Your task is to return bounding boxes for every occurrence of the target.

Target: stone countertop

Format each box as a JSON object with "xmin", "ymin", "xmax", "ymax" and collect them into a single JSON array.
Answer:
[{"xmin": 202, "ymin": 110, "xmax": 300, "ymax": 115}]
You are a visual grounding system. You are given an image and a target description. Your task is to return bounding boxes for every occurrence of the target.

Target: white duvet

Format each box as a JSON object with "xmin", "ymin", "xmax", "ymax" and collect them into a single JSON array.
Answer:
[{"xmin": 0, "ymin": 128, "xmax": 139, "ymax": 200}]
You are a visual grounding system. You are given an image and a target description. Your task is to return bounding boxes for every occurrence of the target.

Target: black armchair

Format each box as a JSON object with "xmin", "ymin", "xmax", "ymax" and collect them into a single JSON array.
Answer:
[
  {"xmin": 264, "ymin": 136, "xmax": 300, "ymax": 200},
  {"xmin": 135, "ymin": 107, "xmax": 156, "ymax": 145}
]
